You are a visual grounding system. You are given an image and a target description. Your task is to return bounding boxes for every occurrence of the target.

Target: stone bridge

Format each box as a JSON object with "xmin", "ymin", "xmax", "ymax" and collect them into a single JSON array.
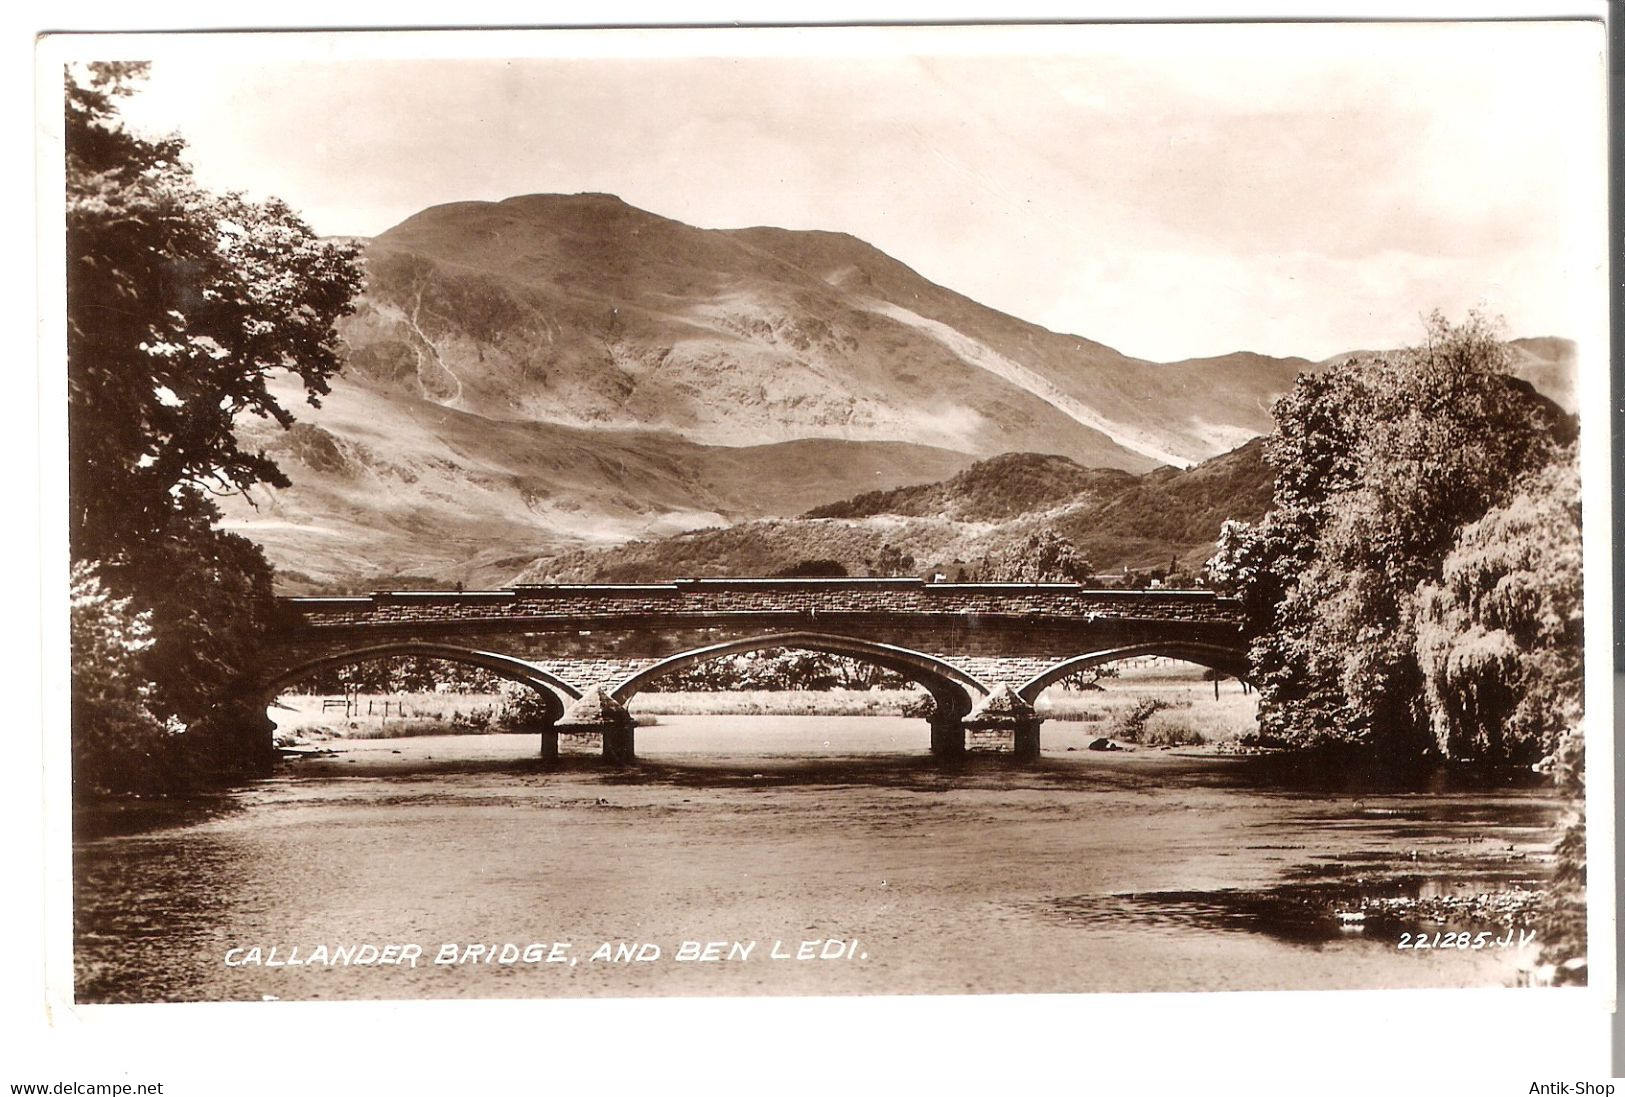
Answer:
[{"xmin": 256, "ymin": 578, "xmax": 1250, "ymax": 763}]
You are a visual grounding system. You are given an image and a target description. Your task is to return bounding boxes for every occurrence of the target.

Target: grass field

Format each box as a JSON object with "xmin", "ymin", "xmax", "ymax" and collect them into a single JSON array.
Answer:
[
  {"xmin": 270, "ymin": 692, "xmax": 506, "ymax": 741},
  {"xmin": 272, "ymin": 658, "xmax": 1259, "ymax": 746},
  {"xmin": 1034, "ymin": 658, "xmax": 1260, "ymax": 744},
  {"xmin": 628, "ymin": 688, "xmax": 918, "ymax": 717}
]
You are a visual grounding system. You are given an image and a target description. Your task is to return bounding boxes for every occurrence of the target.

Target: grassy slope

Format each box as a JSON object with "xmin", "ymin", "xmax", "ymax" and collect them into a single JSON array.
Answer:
[
  {"xmin": 349, "ymin": 196, "xmax": 1161, "ymax": 470},
  {"xmin": 223, "ymin": 378, "xmax": 976, "ymax": 593},
  {"xmin": 516, "ymin": 438, "xmax": 1272, "ymax": 583}
]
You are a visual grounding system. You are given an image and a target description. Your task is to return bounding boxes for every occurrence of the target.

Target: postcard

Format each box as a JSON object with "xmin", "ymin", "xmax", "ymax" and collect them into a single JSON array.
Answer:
[{"xmin": 29, "ymin": 17, "xmax": 1616, "ymax": 1087}]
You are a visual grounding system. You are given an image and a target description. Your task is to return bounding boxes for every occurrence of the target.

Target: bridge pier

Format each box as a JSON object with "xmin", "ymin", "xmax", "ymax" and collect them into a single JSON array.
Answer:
[
  {"xmin": 601, "ymin": 723, "xmax": 636, "ymax": 766},
  {"xmin": 1012, "ymin": 720, "xmax": 1042, "ymax": 762},
  {"xmin": 539, "ymin": 728, "xmax": 559, "ymax": 764},
  {"xmin": 929, "ymin": 714, "xmax": 965, "ymax": 758},
  {"xmin": 554, "ymin": 687, "xmax": 637, "ymax": 765},
  {"xmin": 964, "ymin": 686, "xmax": 1044, "ymax": 762}
]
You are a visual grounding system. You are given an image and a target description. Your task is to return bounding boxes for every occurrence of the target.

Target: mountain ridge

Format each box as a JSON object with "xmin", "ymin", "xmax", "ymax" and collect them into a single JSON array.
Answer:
[{"xmin": 218, "ymin": 192, "xmax": 1578, "ymax": 593}]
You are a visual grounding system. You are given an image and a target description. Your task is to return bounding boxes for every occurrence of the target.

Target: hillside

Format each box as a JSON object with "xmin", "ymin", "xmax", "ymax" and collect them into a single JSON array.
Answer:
[
  {"xmin": 805, "ymin": 452, "xmax": 1140, "ymax": 522},
  {"xmin": 1052, "ymin": 438, "xmax": 1273, "ymax": 549},
  {"xmin": 224, "ymin": 376, "xmax": 973, "ymax": 593},
  {"xmin": 340, "ymin": 194, "xmax": 1160, "ymax": 469},
  {"xmin": 516, "ymin": 439, "xmax": 1273, "ymax": 584},
  {"xmin": 337, "ymin": 193, "xmax": 1431, "ymax": 468}
]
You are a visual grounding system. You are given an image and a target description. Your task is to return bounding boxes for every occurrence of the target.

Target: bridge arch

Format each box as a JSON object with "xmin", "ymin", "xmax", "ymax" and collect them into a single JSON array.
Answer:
[
  {"xmin": 258, "ymin": 642, "xmax": 583, "ymax": 724},
  {"xmin": 1016, "ymin": 642, "xmax": 1251, "ymax": 704},
  {"xmin": 609, "ymin": 631, "xmax": 990, "ymax": 720}
]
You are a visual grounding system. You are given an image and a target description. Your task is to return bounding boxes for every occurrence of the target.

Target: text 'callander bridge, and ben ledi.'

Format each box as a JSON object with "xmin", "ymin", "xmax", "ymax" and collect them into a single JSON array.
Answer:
[{"xmin": 258, "ymin": 577, "xmax": 1249, "ymax": 763}]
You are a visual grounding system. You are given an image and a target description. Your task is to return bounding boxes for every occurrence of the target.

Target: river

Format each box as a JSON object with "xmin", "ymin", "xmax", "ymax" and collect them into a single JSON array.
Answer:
[{"xmin": 73, "ymin": 716, "xmax": 1568, "ymax": 1003}]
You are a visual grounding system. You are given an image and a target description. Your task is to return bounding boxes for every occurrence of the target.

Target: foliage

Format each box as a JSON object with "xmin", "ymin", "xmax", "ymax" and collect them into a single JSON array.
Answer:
[
  {"xmin": 66, "ymin": 62, "xmax": 365, "ymax": 558},
  {"xmin": 95, "ymin": 494, "xmax": 278, "ymax": 730},
  {"xmin": 1056, "ymin": 665, "xmax": 1118, "ymax": 690},
  {"xmin": 1535, "ymin": 722, "xmax": 1587, "ymax": 982},
  {"xmin": 1052, "ymin": 438, "xmax": 1272, "ymax": 550},
  {"xmin": 975, "ymin": 528, "xmax": 1092, "ymax": 583},
  {"xmin": 1136, "ymin": 717, "xmax": 1206, "ymax": 748},
  {"xmin": 870, "ymin": 544, "xmax": 916, "ymax": 577},
  {"xmin": 804, "ymin": 452, "xmax": 1134, "ymax": 523},
  {"xmin": 528, "ymin": 443, "xmax": 1272, "ymax": 586},
  {"xmin": 1212, "ymin": 314, "xmax": 1586, "ymax": 976},
  {"xmin": 286, "ymin": 655, "xmax": 503, "ymax": 696},
  {"xmin": 1213, "ymin": 313, "xmax": 1575, "ymax": 756},
  {"xmin": 1111, "ymin": 697, "xmax": 1173, "ymax": 743},
  {"xmin": 1205, "ymin": 519, "xmax": 1279, "ymax": 627},
  {"xmin": 449, "ymin": 705, "xmax": 495, "ymax": 732},
  {"xmin": 772, "ymin": 558, "xmax": 849, "ymax": 578},
  {"xmin": 657, "ymin": 648, "xmax": 909, "ymax": 692},
  {"xmin": 69, "ymin": 563, "xmax": 183, "ymax": 794},
  {"xmin": 495, "ymin": 681, "xmax": 558, "ymax": 730},
  {"xmin": 898, "ymin": 691, "xmax": 937, "ymax": 719},
  {"xmin": 1414, "ymin": 450, "xmax": 1582, "ymax": 763},
  {"xmin": 65, "ymin": 63, "xmax": 365, "ymax": 792}
]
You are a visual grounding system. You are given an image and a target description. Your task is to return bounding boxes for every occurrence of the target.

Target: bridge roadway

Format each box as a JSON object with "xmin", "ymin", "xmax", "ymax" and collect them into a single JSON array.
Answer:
[{"xmin": 255, "ymin": 578, "xmax": 1250, "ymax": 764}]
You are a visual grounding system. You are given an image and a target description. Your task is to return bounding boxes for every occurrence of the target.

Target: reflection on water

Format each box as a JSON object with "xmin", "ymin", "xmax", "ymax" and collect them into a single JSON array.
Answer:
[
  {"xmin": 1042, "ymin": 876, "xmax": 1545, "ymax": 947},
  {"xmin": 74, "ymin": 717, "xmax": 1569, "ymax": 1002}
]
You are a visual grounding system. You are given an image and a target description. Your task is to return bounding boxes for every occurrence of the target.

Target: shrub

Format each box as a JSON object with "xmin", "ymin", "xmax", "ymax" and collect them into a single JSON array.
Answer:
[
  {"xmin": 70, "ymin": 563, "xmax": 186, "ymax": 795},
  {"xmin": 1112, "ymin": 698, "xmax": 1173, "ymax": 743},
  {"xmin": 899, "ymin": 691, "xmax": 936, "ymax": 719},
  {"xmin": 495, "ymin": 682, "xmax": 556, "ymax": 730},
  {"xmin": 1137, "ymin": 715, "xmax": 1207, "ymax": 748},
  {"xmin": 449, "ymin": 705, "xmax": 494, "ymax": 732}
]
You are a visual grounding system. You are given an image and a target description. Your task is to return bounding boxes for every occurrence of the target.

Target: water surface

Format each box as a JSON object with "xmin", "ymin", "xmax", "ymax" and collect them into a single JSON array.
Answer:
[{"xmin": 74, "ymin": 716, "xmax": 1565, "ymax": 1002}]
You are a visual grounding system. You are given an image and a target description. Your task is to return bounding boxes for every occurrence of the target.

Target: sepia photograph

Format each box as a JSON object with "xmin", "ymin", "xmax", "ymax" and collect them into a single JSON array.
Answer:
[{"xmin": 27, "ymin": 11, "xmax": 1617, "ymax": 1087}]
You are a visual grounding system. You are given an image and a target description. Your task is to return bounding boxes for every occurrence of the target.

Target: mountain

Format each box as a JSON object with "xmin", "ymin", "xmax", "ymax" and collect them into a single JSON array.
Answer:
[
  {"xmin": 217, "ymin": 192, "xmax": 1576, "ymax": 593},
  {"xmin": 334, "ymin": 192, "xmax": 1334, "ymax": 468},
  {"xmin": 514, "ymin": 439, "xmax": 1273, "ymax": 584}
]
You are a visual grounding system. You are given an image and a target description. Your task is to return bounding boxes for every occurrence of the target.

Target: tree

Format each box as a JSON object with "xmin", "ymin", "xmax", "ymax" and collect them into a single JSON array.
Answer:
[
  {"xmin": 496, "ymin": 680, "xmax": 559, "ymax": 731},
  {"xmin": 870, "ymin": 544, "xmax": 916, "ymax": 578},
  {"xmin": 65, "ymin": 63, "xmax": 365, "ymax": 788},
  {"xmin": 772, "ymin": 559, "xmax": 849, "ymax": 578},
  {"xmin": 1409, "ymin": 445, "xmax": 1587, "ymax": 980},
  {"xmin": 69, "ymin": 563, "xmax": 180, "ymax": 795},
  {"xmin": 1206, "ymin": 518, "xmax": 1282, "ymax": 630},
  {"xmin": 655, "ymin": 648, "xmax": 908, "ymax": 692},
  {"xmin": 1220, "ymin": 313, "xmax": 1575, "ymax": 754},
  {"xmin": 1414, "ymin": 449, "xmax": 1581, "ymax": 764},
  {"xmin": 1535, "ymin": 719, "xmax": 1587, "ymax": 983},
  {"xmin": 1057, "ymin": 665, "xmax": 1117, "ymax": 690},
  {"xmin": 67, "ymin": 62, "xmax": 365, "ymax": 559},
  {"xmin": 978, "ymin": 529, "xmax": 1092, "ymax": 583}
]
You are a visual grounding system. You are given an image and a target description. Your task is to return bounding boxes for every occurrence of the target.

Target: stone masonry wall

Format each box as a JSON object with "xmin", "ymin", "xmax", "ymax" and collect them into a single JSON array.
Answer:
[{"xmin": 282, "ymin": 580, "xmax": 1244, "ymax": 629}]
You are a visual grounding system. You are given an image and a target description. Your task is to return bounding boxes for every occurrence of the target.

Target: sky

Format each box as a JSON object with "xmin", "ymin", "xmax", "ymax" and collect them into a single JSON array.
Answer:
[{"xmin": 94, "ymin": 21, "xmax": 1607, "ymax": 362}]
